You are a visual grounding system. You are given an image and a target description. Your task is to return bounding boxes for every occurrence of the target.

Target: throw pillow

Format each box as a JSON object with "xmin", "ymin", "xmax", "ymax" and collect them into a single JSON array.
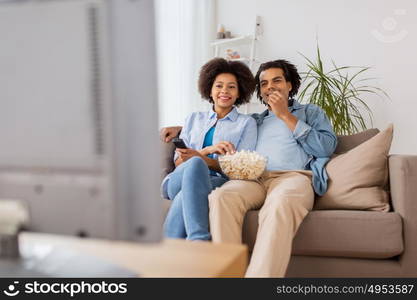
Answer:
[{"xmin": 315, "ymin": 124, "xmax": 393, "ymax": 212}]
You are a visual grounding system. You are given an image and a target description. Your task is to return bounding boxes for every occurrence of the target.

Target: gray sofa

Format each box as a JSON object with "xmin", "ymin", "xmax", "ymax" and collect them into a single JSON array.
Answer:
[{"xmin": 161, "ymin": 129, "xmax": 417, "ymax": 277}]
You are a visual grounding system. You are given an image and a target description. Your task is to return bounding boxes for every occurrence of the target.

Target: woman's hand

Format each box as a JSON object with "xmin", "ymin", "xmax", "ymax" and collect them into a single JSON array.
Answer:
[
  {"xmin": 176, "ymin": 148, "xmax": 203, "ymax": 162},
  {"xmin": 202, "ymin": 141, "xmax": 236, "ymax": 156}
]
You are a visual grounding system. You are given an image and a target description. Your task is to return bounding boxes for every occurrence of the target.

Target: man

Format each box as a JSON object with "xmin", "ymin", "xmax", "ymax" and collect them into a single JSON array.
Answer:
[{"xmin": 161, "ymin": 60, "xmax": 337, "ymax": 277}]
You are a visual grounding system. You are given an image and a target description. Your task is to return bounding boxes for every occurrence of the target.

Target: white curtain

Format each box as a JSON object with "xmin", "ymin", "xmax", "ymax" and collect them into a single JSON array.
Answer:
[{"xmin": 155, "ymin": 0, "xmax": 215, "ymax": 127}]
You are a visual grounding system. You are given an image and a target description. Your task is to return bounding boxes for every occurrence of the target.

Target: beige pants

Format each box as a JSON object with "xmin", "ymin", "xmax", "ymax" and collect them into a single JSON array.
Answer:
[{"xmin": 208, "ymin": 170, "xmax": 314, "ymax": 277}]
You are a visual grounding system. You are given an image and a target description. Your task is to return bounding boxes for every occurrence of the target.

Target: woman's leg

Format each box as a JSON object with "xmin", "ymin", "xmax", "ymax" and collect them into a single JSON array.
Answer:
[
  {"xmin": 181, "ymin": 157, "xmax": 227, "ymax": 241},
  {"xmin": 163, "ymin": 161, "xmax": 192, "ymax": 239},
  {"xmin": 164, "ymin": 156, "xmax": 213, "ymax": 240},
  {"xmin": 163, "ymin": 191, "xmax": 186, "ymax": 238},
  {"xmin": 166, "ymin": 161, "xmax": 189, "ymax": 200},
  {"xmin": 165, "ymin": 156, "xmax": 227, "ymax": 241}
]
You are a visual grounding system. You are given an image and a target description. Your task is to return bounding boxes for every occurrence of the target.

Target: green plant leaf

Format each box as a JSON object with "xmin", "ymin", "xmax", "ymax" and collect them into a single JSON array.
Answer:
[{"xmin": 298, "ymin": 43, "xmax": 388, "ymax": 134}]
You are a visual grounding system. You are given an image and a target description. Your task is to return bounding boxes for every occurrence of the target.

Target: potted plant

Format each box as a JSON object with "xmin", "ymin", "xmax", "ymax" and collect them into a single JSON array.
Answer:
[{"xmin": 298, "ymin": 45, "xmax": 388, "ymax": 135}]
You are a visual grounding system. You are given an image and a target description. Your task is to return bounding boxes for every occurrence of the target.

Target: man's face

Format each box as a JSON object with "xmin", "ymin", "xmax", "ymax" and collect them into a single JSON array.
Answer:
[{"xmin": 259, "ymin": 68, "xmax": 292, "ymax": 105}]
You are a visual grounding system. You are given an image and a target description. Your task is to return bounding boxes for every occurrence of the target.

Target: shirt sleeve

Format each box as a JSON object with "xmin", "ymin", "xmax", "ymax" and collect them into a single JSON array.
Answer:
[
  {"xmin": 293, "ymin": 105, "xmax": 337, "ymax": 158},
  {"xmin": 235, "ymin": 117, "xmax": 258, "ymax": 151}
]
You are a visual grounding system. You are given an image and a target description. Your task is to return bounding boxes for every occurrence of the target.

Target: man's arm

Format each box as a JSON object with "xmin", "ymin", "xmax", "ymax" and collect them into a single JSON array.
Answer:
[
  {"xmin": 160, "ymin": 126, "xmax": 182, "ymax": 142},
  {"xmin": 265, "ymin": 91, "xmax": 337, "ymax": 157},
  {"xmin": 292, "ymin": 105, "xmax": 337, "ymax": 158}
]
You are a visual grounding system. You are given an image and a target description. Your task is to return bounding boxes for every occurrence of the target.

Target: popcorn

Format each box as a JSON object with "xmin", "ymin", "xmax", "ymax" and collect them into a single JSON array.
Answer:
[{"xmin": 218, "ymin": 150, "xmax": 267, "ymax": 180}]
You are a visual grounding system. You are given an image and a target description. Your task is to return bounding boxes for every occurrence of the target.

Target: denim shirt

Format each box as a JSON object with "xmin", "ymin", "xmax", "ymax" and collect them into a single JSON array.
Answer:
[
  {"xmin": 174, "ymin": 107, "xmax": 257, "ymax": 161},
  {"xmin": 161, "ymin": 107, "xmax": 258, "ymax": 198},
  {"xmin": 251, "ymin": 99, "xmax": 337, "ymax": 195}
]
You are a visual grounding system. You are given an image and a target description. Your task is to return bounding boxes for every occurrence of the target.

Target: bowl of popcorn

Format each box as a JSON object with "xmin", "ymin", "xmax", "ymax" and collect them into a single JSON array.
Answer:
[{"xmin": 218, "ymin": 150, "xmax": 267, "ymax": 180}]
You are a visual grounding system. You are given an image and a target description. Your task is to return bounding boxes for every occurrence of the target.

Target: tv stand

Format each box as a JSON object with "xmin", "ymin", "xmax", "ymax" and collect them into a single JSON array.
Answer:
[{"xmin": 3, "ymin": 232, "xmax": 248, "ymax": 277}]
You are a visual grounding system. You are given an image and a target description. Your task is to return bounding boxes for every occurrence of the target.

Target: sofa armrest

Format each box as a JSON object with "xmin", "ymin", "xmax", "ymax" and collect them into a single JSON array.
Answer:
[
  {"xmin": 389, "ymin": 154, "xmax": 417, "ymax": 275},
  {"xmin": 161, "ymin": 140, "xmax": 176, "ymax": 177}
]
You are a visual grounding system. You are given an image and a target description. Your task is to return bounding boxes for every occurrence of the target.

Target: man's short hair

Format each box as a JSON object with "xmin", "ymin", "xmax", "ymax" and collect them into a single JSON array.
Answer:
[
  {"xmin": 198, "ymin": 58, "xmax": 255, "ymax": 106},
  {"xmin": 254, "ymin": 59, "xmax": 301, "ymax": 101}
]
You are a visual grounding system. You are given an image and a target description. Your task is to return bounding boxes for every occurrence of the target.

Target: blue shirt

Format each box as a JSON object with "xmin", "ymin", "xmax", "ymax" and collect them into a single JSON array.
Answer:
[
  {"xmin": 256, "ymin": 111, "xmax": 310, "ymax": 171},
  {"xmin": 174, "ymin": 106, "xmax": 257, "ymax": 161},
  {"xmin": 203, "ymin": 126, "xmax": 216, "ymax": 175},
  {"xmin": 251, "ymin": 99, "xmax": 337, "ymax": 196},
  {"xmin": 161, "ymin": 106, "xmax": 258, "ymax": 198},
  {"xmin": 203, "ymin": 126, "xmax": 216, "ymax": 158}
]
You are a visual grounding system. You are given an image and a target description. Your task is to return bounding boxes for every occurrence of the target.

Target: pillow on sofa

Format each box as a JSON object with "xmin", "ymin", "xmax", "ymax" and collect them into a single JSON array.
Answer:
[{"xmin": 314, "ymin": 124, "xmax": 393, "ymax": 212}]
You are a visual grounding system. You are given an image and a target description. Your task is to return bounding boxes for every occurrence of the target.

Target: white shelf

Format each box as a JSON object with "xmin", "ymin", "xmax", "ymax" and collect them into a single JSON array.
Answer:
[
  {"xmin": 228, "ymin": 57, "xmax": 249, "ymax": 62},
  {"xmin": 228, "ymin": 57, "xmax": 261, "ymax": 63},
  {"xmin": 210, "ymin": 35, "xmax": 254, "ymax": 47},
  {"xmin": 211, "ymin": 16, "xmax": 261, "ymax": 115},
  {"xmin": 211, "ymin": 35, "xmax": 257, "ymax": 62}
]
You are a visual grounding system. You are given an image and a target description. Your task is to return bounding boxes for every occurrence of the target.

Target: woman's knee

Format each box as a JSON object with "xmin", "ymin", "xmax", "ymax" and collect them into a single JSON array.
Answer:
[
  {"xmin": 187, "ymin": 156, "xmax": 205, "ymax": 164},
  {"xmin": 183, "ymin": 156, "xmax": 209, "ymax": 176}
]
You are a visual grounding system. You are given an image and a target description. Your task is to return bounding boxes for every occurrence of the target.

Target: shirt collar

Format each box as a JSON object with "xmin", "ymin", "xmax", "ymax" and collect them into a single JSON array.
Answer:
[
  {"xmin": 289, "ymin": 98, "xmax": 303, "ymax": 112},
  {"xmin": 209, "ymin": 106, "xmax": 239, "ymax": 122}
]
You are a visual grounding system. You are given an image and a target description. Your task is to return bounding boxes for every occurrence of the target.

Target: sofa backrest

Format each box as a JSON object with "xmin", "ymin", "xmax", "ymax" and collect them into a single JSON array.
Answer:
[{"xmin": 335, "ymin": 128, "xmax": 380, "ymax": 154}]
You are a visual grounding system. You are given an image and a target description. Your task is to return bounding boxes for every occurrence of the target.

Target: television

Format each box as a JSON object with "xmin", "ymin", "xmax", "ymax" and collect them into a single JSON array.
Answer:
[{"xmin": 0, "ymin": 0, "xmax": 163, "ymax": 244}]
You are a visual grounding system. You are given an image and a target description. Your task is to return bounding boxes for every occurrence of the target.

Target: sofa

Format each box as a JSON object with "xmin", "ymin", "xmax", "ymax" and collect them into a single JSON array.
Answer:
[{"xmin": 161, "ymin": 129, "xmax": 417, "ymax": 277}]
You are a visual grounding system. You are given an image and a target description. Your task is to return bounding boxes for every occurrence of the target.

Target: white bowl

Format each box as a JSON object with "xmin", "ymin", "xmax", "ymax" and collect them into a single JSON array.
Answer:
[{"xmin": 218, "ymin": 150, "xmax": 267, "ymax": 180}]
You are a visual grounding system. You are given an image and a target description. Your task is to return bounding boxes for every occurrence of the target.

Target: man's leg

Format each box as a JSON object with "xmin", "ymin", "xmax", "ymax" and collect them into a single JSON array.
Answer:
[
  {"xmin": 209, "ymin": 180, "xmax": 266, "ymax": 244},
  {"xmin": 245, "ymin": 172, "xmax": 314, "ymax": 277}
]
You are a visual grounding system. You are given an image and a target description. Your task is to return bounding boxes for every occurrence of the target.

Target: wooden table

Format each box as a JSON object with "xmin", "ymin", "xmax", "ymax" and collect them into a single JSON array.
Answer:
[{"xmin": 18, "ymin": 232, "xmax": 248, "ymax": 277}]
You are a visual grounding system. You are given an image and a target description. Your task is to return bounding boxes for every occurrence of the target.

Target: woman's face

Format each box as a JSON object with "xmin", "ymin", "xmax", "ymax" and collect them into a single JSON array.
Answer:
[{"xmin": 210, "ymin": 73, "xmax": 239, "ymax": 109}]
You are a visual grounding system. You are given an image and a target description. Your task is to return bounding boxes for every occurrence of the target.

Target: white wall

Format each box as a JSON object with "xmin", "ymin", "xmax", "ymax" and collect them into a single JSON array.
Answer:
[{"xmin": 216, "ymin": 0, "xmax": 417, "ymax": 154}]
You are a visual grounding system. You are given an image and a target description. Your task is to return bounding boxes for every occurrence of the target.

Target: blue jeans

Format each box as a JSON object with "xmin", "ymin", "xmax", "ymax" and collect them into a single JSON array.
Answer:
[{"xmin": 164, "ymin": 156, "xmax": 227, "ymax": 240}]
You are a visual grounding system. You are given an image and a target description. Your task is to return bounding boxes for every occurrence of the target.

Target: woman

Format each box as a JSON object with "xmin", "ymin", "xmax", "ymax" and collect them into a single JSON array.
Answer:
[{"xmin": 162, "ymin": 58, "xmax": 257, "ymax": 241}]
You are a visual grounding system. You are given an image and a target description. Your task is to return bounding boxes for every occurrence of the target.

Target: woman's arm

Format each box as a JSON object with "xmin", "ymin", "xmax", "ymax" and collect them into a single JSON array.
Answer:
[
  {"xmin": 174, "ymin": 148, "xmax": 221, "ymax": 172},
  {"xmin": 200, "ymin": 156, "xmax": 222, "ymax": 173},
  {"xmin": 199, "ymin": 142, "xmax": 236, "ymax": 172},
  {"xmin": 175, "ymin": 141, "xmax": 236, "ymax": 172}
]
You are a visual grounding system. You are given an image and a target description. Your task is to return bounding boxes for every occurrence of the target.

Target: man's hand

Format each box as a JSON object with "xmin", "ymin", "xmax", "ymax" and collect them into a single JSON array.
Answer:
[
  {"xmin": 160, "ymin": 126, "xmax": 182, "ymax": 142},
  {"xmin": 202, "ymin": 141, "xmax": 236, "ymax": 156},
  {"xmin": 176, "ymin": 148, "xmax": 203, "ymax": 162},
  {"xmin": 267, "ymin": 91, "xmax": 298, "ymax": 131},
  {"xmin": 267, "ymin": 90, "xmax": 290, "ymax": 119}
]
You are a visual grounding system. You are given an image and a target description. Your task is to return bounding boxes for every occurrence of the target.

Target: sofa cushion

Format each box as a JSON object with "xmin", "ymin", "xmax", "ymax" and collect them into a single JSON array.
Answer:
[
  {"xmin": 314, "ymin": 124, "xmax": 393, "ymax": 212},
  {"xmin": 242, "ymin": 210, "xmax": 403, "ymax": 259}
]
